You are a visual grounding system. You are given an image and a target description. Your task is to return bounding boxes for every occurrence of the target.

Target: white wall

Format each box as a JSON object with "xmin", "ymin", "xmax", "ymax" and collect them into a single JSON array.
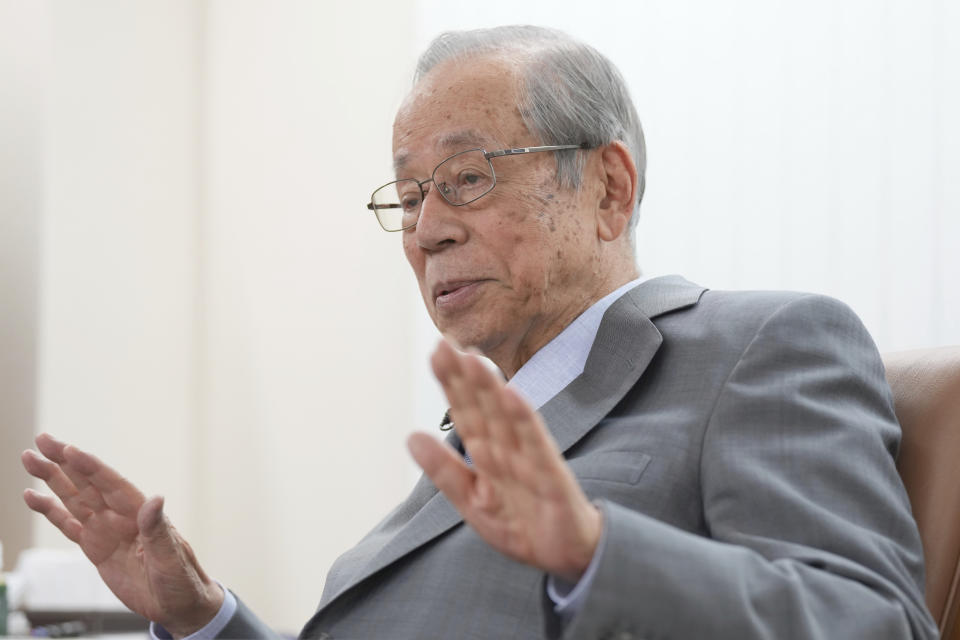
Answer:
[
  {"xmin": 0, "ymin": 0, "xmax": 45, "ymax": 571},
  {"xmin": 416, "ymin": 0, "xmax": 960, "ymax": 360},
  {"xmin": 11, "ymin": 0, "xmax": 422, "ymax": 632},
  {"xmin": 34, "ymin": 0, "xmax": 203, "ymax": 547},
  {"xmin": 197, "ymin": 0, "xmax": 419, "ymax": 630}
]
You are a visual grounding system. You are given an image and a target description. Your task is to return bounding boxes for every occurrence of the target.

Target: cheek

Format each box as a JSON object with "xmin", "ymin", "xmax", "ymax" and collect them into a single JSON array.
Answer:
[
  {"xmin": 402, "ymin": 236, "xmax": 416, "ymax": 266},
  {"xmin": 518, "ymin": 188, "xmax": 583, "ymax": 250},
  {"xmin": 402, "ymin": 237, "xmax": 426, "ymax": 284},
  {"xmin": 520, "ymin": 196, "xmax": 591, "ymax": 288},
  {"xmin": 485, "ymin": 173, "xmax": 590, "ymax": 291}
]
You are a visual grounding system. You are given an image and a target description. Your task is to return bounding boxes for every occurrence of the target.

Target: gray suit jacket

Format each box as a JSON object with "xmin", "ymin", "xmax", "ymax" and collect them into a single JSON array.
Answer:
[{"xmin": 222, "ymin": 276, "xmax": 937, "ymax": 639}]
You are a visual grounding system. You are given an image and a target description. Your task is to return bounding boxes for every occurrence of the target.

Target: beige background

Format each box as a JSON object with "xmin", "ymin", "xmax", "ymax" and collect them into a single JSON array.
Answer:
[{"xmin": 2, "ymin": 0, "xmax": 420, "ymax": 632}]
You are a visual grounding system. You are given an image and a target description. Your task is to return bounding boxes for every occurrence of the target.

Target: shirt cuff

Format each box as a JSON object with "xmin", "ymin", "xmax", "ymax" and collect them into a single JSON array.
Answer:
[
  {"xmin": 545, "ymin": 511, "xmax": 609, "ymax": 624},
  {"xmin": 150, "ymin": 582, "xmax": 237, "ymax": 640}
]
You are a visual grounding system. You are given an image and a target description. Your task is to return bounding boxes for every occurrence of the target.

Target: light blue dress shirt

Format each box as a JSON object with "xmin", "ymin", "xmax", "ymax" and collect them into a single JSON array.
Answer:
[
  {"xmin": 151, "ymin": 581, "xmax": 237, "ymax": 640},
  {"xmin": 152, "ymin": 275, "xmax": 648, "ymax": 639}
]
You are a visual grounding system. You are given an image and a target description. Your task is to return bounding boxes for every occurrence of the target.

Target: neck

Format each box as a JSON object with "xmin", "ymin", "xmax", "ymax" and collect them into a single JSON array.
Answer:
[{"xmin": 490, "ymin": 266, "xmax": 640, "ymax": 379}]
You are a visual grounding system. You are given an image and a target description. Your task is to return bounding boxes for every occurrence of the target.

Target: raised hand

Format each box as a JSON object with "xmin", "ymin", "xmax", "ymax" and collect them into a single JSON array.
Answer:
[
  {"xmin": 407, "ymin": 340, "xmax": 603, "ymax": 582},
  {"xmin": 21, "ymin": 434, "xmax": 223, "ymax": 637}
]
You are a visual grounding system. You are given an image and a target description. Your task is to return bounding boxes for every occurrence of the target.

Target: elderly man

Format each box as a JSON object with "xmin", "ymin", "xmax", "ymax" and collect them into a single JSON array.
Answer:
[{"xmin": 22, "ymin": 26, "xmax": 936, "ymax": 639}]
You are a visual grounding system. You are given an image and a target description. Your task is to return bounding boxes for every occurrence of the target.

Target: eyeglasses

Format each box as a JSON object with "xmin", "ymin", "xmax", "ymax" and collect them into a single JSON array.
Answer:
[{"xmin": 366, "ymin": 143, "xmax": 589, "ymax": 232}]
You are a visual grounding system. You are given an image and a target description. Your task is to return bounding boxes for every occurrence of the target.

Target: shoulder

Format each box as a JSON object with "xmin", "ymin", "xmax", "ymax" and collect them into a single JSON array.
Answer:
[
  {"xmin": 631, "ymin": 275, "xmax": 861, "ymax": 328},
  {"xmin": 698, "ymin": 288, "xmax": 878, "ymax": 361},
  {"xmin": 697, "ymin": 287, "xmax": 860, "ymax": 328},
  {"xmin": 650, "ymin": 280, "xmax": 873, "ymax": 350},
  {"xmin": 639, "ymin": 279, "xmax": 885, "ymax": 390}
]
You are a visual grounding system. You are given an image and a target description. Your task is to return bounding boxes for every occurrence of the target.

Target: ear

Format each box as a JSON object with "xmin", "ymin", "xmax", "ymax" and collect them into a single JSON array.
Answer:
[{"xmin": 595, "ymin": 141, "xmax": 638, "ymax": 242}]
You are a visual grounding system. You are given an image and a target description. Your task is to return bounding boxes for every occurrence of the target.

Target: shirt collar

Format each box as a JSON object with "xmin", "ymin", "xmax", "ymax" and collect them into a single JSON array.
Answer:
[{"xmin": 507, "ymin": 275, "xmax": 651, "ymax": 410}]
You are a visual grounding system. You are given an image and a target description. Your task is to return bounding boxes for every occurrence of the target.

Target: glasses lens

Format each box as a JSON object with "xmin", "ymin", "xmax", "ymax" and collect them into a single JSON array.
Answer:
[
  {"xmin": 370, "ymin": 179, "xmax": 422, "ymax": 231},
  {"xmin": 433, "ymin": 149, "xmax": 494, "ymax": 206}
]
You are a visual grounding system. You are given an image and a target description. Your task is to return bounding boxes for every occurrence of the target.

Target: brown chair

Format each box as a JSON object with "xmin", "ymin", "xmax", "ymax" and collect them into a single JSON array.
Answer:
[{"xmin": 885, "ymin": 346, "xmax": 960, "ymax": 639}]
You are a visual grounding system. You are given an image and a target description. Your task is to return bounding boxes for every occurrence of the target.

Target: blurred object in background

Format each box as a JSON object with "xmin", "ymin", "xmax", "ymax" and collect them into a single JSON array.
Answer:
[
  {"xmin": 1, "ymin": 540, "xmax": 7, "ymax": 635},
  {"xmin": 7, "ymin": 548, "xmax": 148, "ymax": 635}
]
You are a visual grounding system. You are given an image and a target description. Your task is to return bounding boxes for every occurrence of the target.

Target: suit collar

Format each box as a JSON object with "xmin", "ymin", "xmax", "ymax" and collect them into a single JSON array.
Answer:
[
  {"xmin": 541, "ymin": 275, "xmax": 705, "ymax": 453},
  {"xmin": 310, "ymin": 275, "xmax": 705, "ymax": 617}
]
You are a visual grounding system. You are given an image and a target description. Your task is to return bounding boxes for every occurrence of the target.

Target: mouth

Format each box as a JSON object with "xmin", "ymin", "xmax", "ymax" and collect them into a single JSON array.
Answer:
[{"xmin": 433, "ymin": 280, "xmax": 488, "ymax": 308}]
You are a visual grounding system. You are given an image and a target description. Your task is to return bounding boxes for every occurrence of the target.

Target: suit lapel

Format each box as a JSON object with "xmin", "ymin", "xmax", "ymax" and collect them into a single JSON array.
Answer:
[
  {"xmin": 312, "ymin": 276, "xmax": 705, "ymax": 616},
  {"xmin": 314, "ymin": 428, "xmax": 464, "ymax": 611},
  {"xmin": 347, "ymin": 427, "xmax": 466, "ymax": 585},
  {"xmin": 543, "ymin": 275, "xmax": 705, "ymax": 454}
]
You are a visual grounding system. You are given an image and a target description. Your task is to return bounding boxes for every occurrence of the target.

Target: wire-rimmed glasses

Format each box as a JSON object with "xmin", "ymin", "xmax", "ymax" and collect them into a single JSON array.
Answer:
[{"xmin": 366, "ymin": 143, "xmax": 588, "ymax": 232}]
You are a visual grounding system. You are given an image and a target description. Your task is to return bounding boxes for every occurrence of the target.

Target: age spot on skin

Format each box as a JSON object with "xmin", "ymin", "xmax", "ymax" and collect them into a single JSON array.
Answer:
[{"xmin": 530, "ymin": 195, "xmax": 550, "ymax": 207}]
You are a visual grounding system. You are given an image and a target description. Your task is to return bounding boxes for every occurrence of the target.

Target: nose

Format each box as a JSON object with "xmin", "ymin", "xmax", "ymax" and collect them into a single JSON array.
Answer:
[{"xmin": 413, "ymin": 181, "xmax": 467, "ymax": 251}]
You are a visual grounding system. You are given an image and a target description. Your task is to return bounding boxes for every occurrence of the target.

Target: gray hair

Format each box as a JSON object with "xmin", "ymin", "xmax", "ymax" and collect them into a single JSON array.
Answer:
[{"xmin": 414, "ymin": 25, "xmax": 646, "ymax": 236}]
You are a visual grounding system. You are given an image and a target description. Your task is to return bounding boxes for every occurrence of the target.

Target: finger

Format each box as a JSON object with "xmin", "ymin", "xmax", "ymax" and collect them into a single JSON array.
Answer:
[
  {"xmin": 432, "ymin": 342, "xmax": 486, "ymax": 440},
  {"xmin": 33, "ymin": 436, "xmax": 110, "ymax": 513},
  {"xmin": 23, "ymin": 488, "xmax": 83, "ymax": 543},
  {"xmin": 64, "ymin": 445, "xmax": 145, "ymax": 518},
  {"xmin": 431, "ymin": 339, "xmax": 461, "ymax": 375},
  {"xmin": 35, "ymin": 432, "xmax": 69, "ymax": 463},
  {"xmin": 137, "ymin": 495, "xmax": 224, "ymax": 631},
  {"xmin": 431, "ymin": 340, "xmax": 466, "ymax": 405},
  {"xmin": 407, "ymin": 432, "xmax": 474, "ymax": 508},
  {"xmin": 455, "ymin": 357, "xmax": 512, "ymax": 474},
  {"xmin": 501, "ymin": 384, "xmax": 563, "ymax": 465},
  {"xmin": 448, "ymin": 367, "xmax": 489, "ymax": 439},
  {"xmin": 137, "ymin": 496, "xmax": 185, "ymax": 562},
  {"xmin": 446, "ymin": 378, "xmax": 500, "ymax": 472},
  {"xmin": 138, "ymin": 495, "xmax": 212, "ymax": 608},
  {"xmin": 462, "ymin": 355, "xmax": 519, "ymax": 452},
  {"xmin": 21, "ymin": 449, "xmax": 94, "ymax": 521}
]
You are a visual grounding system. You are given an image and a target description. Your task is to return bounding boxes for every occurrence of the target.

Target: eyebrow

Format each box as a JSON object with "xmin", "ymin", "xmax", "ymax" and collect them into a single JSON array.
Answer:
[
  {"xmin": 437, "ymin": 129, "xmax": 498, "ymax": 150},
  {"xmin": 393, "ymin": 129, "xmax": 501, "ymax": 175}
]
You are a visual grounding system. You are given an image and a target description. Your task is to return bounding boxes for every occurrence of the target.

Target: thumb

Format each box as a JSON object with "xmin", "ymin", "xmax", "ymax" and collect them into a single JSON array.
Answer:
[
  {"xmin": 135, "ymin": 495, "xmax": 221, "ymax": 633},
  {"xmin": 137, "ymin": 495, "xmax": 178, "ymax": 553}
]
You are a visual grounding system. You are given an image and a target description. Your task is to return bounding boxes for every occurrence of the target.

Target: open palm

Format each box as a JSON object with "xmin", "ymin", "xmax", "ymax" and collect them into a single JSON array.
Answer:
[
  {"xmin": 22, "ymin": 434, "xmax": 222, "ymax": 636},
  {"xmin": 408, "ymin": 341, "xmax": 603, "ymax": 582}
]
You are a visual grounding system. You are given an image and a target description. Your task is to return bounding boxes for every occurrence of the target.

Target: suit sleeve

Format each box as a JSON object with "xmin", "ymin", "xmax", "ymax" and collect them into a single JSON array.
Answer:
[
  {"xmin": 214, "ymin": 595, "xmax": 286, "ymax": 640},
  {"xmin": 553, "ymin": 295, "xmax": 938, "ymax": 639}
]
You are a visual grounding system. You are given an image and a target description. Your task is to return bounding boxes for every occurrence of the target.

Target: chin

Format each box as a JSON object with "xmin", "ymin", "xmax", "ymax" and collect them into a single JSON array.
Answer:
[
  {"xmin": 439, "ymin": 329, "xmax": 476, "ymax": 352},
  {"xmin": 445, "ymin": 328, "xmax": 505, "ymax": 363},
  {"xmin": 435, "ymin": 321, "xmax": 479, "ymax": 350}
]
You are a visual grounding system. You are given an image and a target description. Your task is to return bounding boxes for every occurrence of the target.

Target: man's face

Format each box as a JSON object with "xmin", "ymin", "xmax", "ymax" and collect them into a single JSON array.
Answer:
[{"xmin": 393, "ymin": 56, "xmax": 604, "ymax": 375}]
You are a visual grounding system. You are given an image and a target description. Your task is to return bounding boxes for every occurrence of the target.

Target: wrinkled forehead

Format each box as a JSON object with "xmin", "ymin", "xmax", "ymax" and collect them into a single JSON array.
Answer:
[
  {"xmin": 391, "ymin": 56, "xmax": 527, "ymax": 176},
  {"xmin": 393, "ymin": 128, "xmax": 500, "ymax": 174}
]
